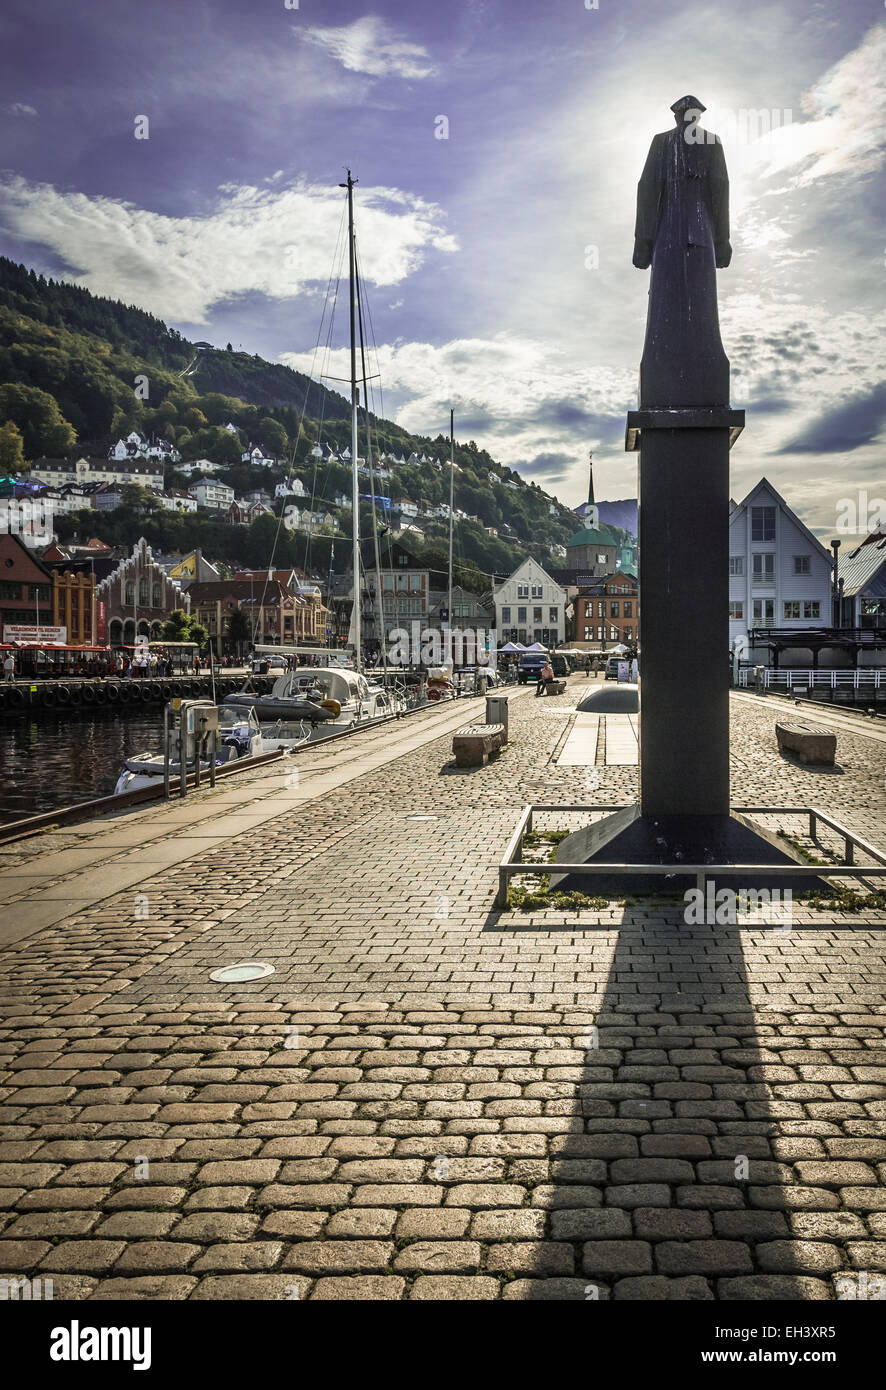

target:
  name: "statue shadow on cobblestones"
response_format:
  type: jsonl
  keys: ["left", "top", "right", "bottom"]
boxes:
{"left": 481, "top": 901, "right": 877, "bottom": 1300}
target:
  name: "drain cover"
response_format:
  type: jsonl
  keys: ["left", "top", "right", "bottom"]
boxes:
{"left": 209, "top": 961, "right": 275, "bottom": 983}
{"left": 407, "top": 814, "right": 439, "bottom": 821}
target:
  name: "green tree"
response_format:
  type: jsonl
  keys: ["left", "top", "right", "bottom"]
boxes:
{"left": 259, "top": 417, "right": 288, "bottom": 456}
{"left": 0, "top": 382, "right": 77, "bottom": 458}
{"left": 227, "top": 606, "right": 252, "bottom": 658}
{"left": 0, "top": 419, "right": 25, "bottom": 473}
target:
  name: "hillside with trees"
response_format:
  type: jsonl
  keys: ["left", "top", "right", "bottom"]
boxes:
{"left": 0, "top": 256, "right": 594, "bottom": 581}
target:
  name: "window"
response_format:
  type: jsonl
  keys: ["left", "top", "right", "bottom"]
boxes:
{"left": 517, "top": 583, "right": 529, "bottom": 598}
{"left": 752, "top": 553, "right": 775, "bottom": 581}
{"left": 549, "top": 607, "right": 557, "bottom": 622}
{"left": 783, "top": 601, "right": 801, "bottom": 620}
{"left": 531, "top": 584, "right": 542, "bottom": 598}
{"left": 517, "top": 607, "right": 526, "bottom": 623}
{"left": 729, "top": 556, "right": 744, "bottom": 576}
{"left": 501, "top": 607, "right": 511, "bottom": 623}
{"left": 583, "top": 625, "right": 593, "bottom": 641}
{"left": 611, "top": 601, "right": 619, "bottom": 617}
{"left": 533, "top": 607, "right": 542, "bottom": 621}
{"left": 624, "top": 601, "right": 633, "bottom": 617}
{"left": 803, "top": 601, "right": 820, "bottom": 619}
{"left": 729, "top": 601, "right": 743, "bottom": 620}
{"left": 139, "top": 579, "right": 149, "bottom": 605}
{"left": 753, "top": 599, "right": 774, "bottom": 623}
{"left": 0, "top": 581, "right": 21, "bottom": 599}
{"left": 533, "top": 629, "right": 542, "bottom": 641}
{"left": 751, "top": 506, "right": 776, "bottom": 542}
{"left": 793, "top": 555, "right": 811, "bottom": 575}
{"left": 124, "top": 581, "right": 134, "bottom": 606}
{"left": 152, "top": 583, "right": 162, "bottom": 608}
{"left": 597, "top": 601, "right": 605, "bottom": 618}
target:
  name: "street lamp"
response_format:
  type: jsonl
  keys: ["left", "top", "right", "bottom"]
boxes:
{"left": 830, "top": 539, "right": 841, "bottom": 629}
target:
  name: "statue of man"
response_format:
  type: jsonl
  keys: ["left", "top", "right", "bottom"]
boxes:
{"left": 633, "top": 96, "right": 733, "bottom": 407}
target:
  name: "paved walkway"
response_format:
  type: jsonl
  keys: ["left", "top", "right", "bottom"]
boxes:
{"left": 1, "top": 676, "right": 885, "bottom": 1301}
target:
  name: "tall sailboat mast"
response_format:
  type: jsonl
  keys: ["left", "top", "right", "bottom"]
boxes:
{"left": 447, "top": 408, "right": 455, "bottom": 666}
{"left": 341, "top": 168, "right": 361, "bottom": 669}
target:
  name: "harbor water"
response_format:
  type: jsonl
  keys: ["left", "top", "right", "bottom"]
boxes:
{"left": 0, "top": 708, "right": 165, "bottom": 824}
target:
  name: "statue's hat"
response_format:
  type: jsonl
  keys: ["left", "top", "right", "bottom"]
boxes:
{"left": 671, "top": 94, "right": 705, "bottom": 115}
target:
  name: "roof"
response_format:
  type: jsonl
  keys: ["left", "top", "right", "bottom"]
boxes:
{"left": 188, "top": 579, "right": 294, "bottom": 606}
{"left": 730, "top": 477, "right": 832, "bottom": 562}
{"left": 566, "top": 524, "right": 620, "bottom": 548}
{"left": 839, "top": 528, "right": 886, "bottom": 598}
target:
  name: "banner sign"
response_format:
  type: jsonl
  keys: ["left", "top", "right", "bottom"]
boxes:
{"left": 3, "top": 625, "right": 67, "bottom": 644}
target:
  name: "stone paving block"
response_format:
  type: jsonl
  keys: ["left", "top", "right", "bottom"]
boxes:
{"left": 717, "top": 1276, "right": 833, "bottom": 1300}
{"left": 112, "top": 1242, "right": 202, "bottom": 1273}
{"left": 486, "top": 1242, "right": 575, "bottom": 1276}
{"left": 282, "top": 1241, "right": 394, "bottom": 1274}
{"left": 613, "top": 1276, "right": 714, "bottom": 1300}
{"left": 325, "top": 1209, "right": 398, "bottom": 1239}
{"left": 582, "top": 1241, "right": 652, "bottom": 1277}
{"left": 189, "top": 1274, "right": 311, "bottom": 1300}
{"left": 655, "top": 1241, "right": 753, "bottom": 1276}
{"left": 309, "top": 1276, "right": 406, "bottom": 1300}
{"left": 88, "top": 1277, "right": 197, "bottom": 1300}
{"left": 409, "top": 1275, "right": 499, "bottom": 1300}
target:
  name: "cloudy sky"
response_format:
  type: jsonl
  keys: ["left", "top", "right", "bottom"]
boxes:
{"left": 0, "top": 0, "right": 883, "bottom": 536}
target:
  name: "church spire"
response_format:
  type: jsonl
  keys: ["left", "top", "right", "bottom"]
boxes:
{"left": 587, "top": 450, "right": 595, "bottom": 507}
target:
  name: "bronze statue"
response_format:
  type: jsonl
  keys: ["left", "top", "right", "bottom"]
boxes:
{"left": 633, "top": 96, "right": 733, "bottom": 406}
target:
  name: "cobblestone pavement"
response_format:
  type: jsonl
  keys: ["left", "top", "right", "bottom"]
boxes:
{"left": 1, "top": 677, "right": 885, "bottom": 1300}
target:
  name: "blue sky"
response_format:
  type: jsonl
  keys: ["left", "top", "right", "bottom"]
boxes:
{"left": 0, "top": 0, "right": 883, "bottom": 535}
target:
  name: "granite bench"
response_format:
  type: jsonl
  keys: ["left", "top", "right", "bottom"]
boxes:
{"left": 776, "top": 721, "right": 837, "bottom": 766}
{"left": 452, "top": 722, "right": 506, "bottom": 767}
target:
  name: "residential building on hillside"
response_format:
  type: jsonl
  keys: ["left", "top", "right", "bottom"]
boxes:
{"left": 158, "top": 490, "right": 198, "bottom": 513}
{"left": 188, "top": 480, "right": 235, "bottom": 510}
{"left": 109, "top": 431, "right": 180, "bottom": 463}
{"left": 494, "top": 558, "right": 566, "bottom": 648}
{"left": 27, "top": 457, "right": 164, "bottom": 490}
{"left": 729, "top": 478, "right": 833, "bottom": 660}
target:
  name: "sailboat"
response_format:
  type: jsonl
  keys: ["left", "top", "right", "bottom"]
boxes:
{"left": 223, "top": 170, "right": 406, "bottom": 735}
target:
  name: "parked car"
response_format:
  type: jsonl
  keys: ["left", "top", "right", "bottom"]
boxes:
{"left": 604, "top": 656, "right": 621, "bottom": 681}
{"left": 517, "top": 652, "right": 547, "bottom": 684}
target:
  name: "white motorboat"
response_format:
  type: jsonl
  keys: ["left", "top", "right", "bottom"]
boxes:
{"left": 258, "top": 717, "right": 312, "bottom": 753}
{"left": 227, "top": 666, "right": 405, "bottom": 733}
{"left": 114, "top": 706, "right": 264, "bottom": 794}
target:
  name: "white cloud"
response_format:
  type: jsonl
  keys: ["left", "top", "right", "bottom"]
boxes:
{"left": 0, "top": 175, "right": 457, "bottom": 323}
{"left": 298, "top": 16, "right": 435, "bottom": 80}
{"left": 3, "top": 102, "right": 37, "bottom": 117}
{"left": 281, "top": 333, "right": 635, "bottom": 498}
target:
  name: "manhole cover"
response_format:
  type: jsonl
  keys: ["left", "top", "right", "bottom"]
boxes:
{"left": 209, "top": 961, "right": 276, "bottom": 983}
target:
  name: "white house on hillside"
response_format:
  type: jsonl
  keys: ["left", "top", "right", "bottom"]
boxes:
{"left": 729, "top": 478, "right": 833, "bottom": 658}
{"left": 494, "top": 557, "right": 567, "bottom": 648}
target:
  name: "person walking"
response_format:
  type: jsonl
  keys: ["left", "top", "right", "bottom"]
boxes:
{"left": 3, "top": 652, "right": 15, "bottom": 683}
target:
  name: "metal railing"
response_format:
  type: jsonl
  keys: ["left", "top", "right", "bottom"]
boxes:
{"left": 737, "top": 668, "right": 883, "bottom": 691}
{"left": 496, "top": 803, "right": 886, "bottom": 908}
